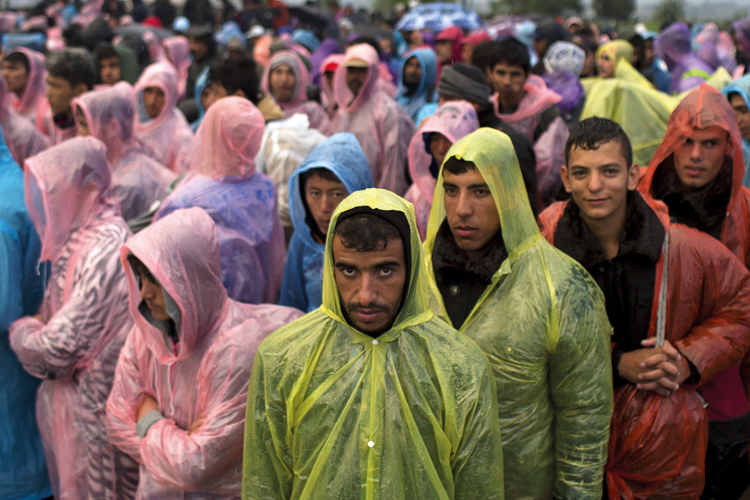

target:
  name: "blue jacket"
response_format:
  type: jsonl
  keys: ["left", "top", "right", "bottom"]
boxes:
{"left": 190, "top": 66, "right": 209, "bottom": 133}
{"left": 395, "top": 49, "right": 438, "bottom": 122}
{"left": 0, "top": 127, "right": 51, "bottom": 500}
{"left": 279, "top": 133, "right": 374, "bottom": 312}
{"left": 723, "top": 74, "right": 750, "bottom": 187}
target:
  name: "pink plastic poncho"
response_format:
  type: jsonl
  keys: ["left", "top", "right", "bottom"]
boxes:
{"left": 142, "top": 30, "right": 166, "bottom": 63}
{"left": 404, "top": 101, "right": 479, "bottom": 239}
{"left": 491, "top": 75, "right": 569, "bottom": 204}
{"left": 0, "top": 73, "right": 50, "bottom": 167}
{"left": 261, "top": 50, "right": 331, "bottom": 133}
{"left": 156, "top": 97, "right": 286, "bottom": 304}
{"left": 320, "top": 53, "right": 343, "bottom": 118}
{"left": 9, "top": 137, "right": 138, "bottom": 500}
{"left": 106, "top": 207, "right": 302, "bottom": 499}
{"left": 73, "top": 82, "right": 176, "bottom": 221}
{"left": 8, "top": 48, "right": 48, "bottom": 127}
{"left": 134, "top": 62, "right": 193, "bottom": 173}
{"left": 329, "top": 43, "right": 416, "bottom": 195}
{"left": 163, "top": 36, "right": 191, "bottom": 100}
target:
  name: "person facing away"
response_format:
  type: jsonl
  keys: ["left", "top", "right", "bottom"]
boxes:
{"left": 279, "top": 132, "right": 374, "bottom": 312}
{"left": 242, "top": 188, "right": 505, "bottom": 500}
{"left": 423, "top": 127, "right": 613, "bottom": 499}
{"left": 638, "top": 84, "right": 750, "bottom": 499}
{"left": 156, "top": 96, "right": 286, "bottom": 305}
{"left": 43, "top": 48, "right": 97, "bottom": 144}
{"left": 0, "top": 125, "right": 52, "bottom": 500}
{"left": 723, "top": 73, "right": 750, "bottom": 185}
{"left": 328, "top": 43, "right": 416, "bottom": 195}
{"left": 106, "top": 207, "right": 302, "bottom": 500}
{"left": 404, "top": 100, "right": 479, "bottom": 240}
{"left": 539, "top": 117, "right": 750, "bottom": 499}
{"left": 395, "top": 47, "right": 438, "bottom": 122}
{"left": 261, "top": 50, "right": 330, "bottom": 133}
{"left": 656, "top": 22, "right": 715, "bottom": 94}
{"left": 0, "top": 72, "right": 50, "bottom": 168}
{"left": 9, "top": 137, "right": 139, "bottom": 500}
{"left": 134, "top": 61, "right": 194, "bottom": 173}
{"left": 73, "top": 82, "right": 176, "bottom": 222}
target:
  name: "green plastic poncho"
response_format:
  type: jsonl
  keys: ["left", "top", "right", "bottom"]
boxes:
{"left": 424, "top": 128, "right": 614, "bottom": 500}
{"left": 242, "top": 188, "right": 505, "bottom": 500}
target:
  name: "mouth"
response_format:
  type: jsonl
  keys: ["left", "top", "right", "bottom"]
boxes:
{"left": 353, "top": 308, "right": 385, "bottom": 323}
{"left": 683, "top": 166, "right": 706, "bottom": 177}
{"left": 453, "top": 225, "right": 477, "bottom": 237}
{"left": 585, "top": 198, "right": 609, "bottom": 206}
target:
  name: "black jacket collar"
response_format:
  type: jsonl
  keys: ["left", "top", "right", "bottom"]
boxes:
{"left": 432, "top": 220, "right": 507, "bottom": 284}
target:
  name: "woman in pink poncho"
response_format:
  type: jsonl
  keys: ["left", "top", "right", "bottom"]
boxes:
{"left": 4, "top": 48, "right": 49, "bottom": 131}
{"left": 73, "top": 82, "right": 177, "bottom": 221}
{"left": 106, "top": 207, "right": 302, "bottom": 499}
{"left": 261, "top": 50, "right": 331, "bottom": 133}
{"left": 155, "top": 97, "right": 286, "bottom": 304}
{"left": 163, "top": 36, "right": 191, "bottom": 100}
{"left": 404, "top": 101, "right": 479, "bottom": 240}
{"left": 0, "top": 72, "right": 50, "bottom": 167}
{"left": 134, "top": 62, "right": 193, "bottom": 173}
{"left": 9, "top": 137, "right": 139, "bottom": 500}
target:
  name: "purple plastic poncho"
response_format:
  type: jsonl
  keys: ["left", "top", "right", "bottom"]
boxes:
{"left": 656, "top": 22, "right": 715, "bottom": 94}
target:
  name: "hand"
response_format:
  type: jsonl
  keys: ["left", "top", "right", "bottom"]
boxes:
{"left": 136, "top": 395, "right": 159, "bottom": 422}
{"left": 617, "top": 340, "right": 690, "bottom": 396}
{"left": 189, "top": 415, "right": 206, "bottom": 435}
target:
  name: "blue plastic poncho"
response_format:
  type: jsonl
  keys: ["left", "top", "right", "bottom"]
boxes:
{"left": 190, "top": 66, "right": 209, "bottom": 132}
{"left": 278, "top": 133, "right": 374, "bottom": 312}
{"left": 722, "top": 73, "right": 750, "bottom": 187}
{"left": 395, "top": 48, "right": 438, "bottom": 122}
{"left": 0, "top": 127, "right": 51, "bottom": 500}
{"left": 243, "top": 188, "right": 505, "bottom": 500}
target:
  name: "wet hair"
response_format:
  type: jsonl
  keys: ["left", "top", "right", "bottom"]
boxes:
{"left": 565, "top": 117, "right": 633, "bottom": 167}
{"left": 471, "top": 40, "right": 498, "bottom": 73}
{"left": 4, "top": 51, "right": 29, "bottom": 73}
{"left": 489, "top": 37, "right": 530, "bottom": 74}
{"left": 301, "top": 167, "right": 342, "bottom": 184}
{"left": 334, "top": 213, "right": 401, "bottom": 252}
{"left": 46, "top": 48, "right": 96, "bottom": 91}
{"left": 443, "top": 157, "right": 478, "bottom": 175}
{"left": 208, "top": 56, "right": 261, "bottom": 104}
{"left": 95, "top": 43, "right": 119, "bottom": 63}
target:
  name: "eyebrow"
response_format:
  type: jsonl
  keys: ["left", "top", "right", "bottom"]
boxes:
{"left": 334, "top": 260, "right": 402, "bottom": 270}
{"left": 442, "top": 182, "right": 490, "bottom": 189}
{"left": 569, "top": 163, "right": 622, "bottom": 170}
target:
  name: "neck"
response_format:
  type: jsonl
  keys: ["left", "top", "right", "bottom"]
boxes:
{"left": 579, "top": 201, "right": 627, "bottom": 260}
{"left": 497, "top": 90, "right": 525, "bottom": 112}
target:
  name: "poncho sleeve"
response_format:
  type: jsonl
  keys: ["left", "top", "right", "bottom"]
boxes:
{"left": 377, "top": 103, "right": 415, "bottom": 196}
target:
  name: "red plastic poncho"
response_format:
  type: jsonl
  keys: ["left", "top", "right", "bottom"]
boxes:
{"left": 163, "top": 36, "right": 191, "bottom": 100}
{"left": 404, "top": 100, "right": 479, "bottom": 239}
{"left": 107, "top": 207, "right": 302, "bottom": 499}
{"left": 0, "top": 72, "right": 50, "bottom": 167}
{"left": 639, "top": 84, "right": 750, "bottom": 417}
{"left": 134, "top": 62, "right": 193, "bottom": 173}
{"left": 8, "top": 48, "right": 48, "bottom": 129}
{"left": 540, "top": 199, "right": 750, "bottom": 499}
{"left": 156, "top": 97, "right": 286, "bottom": 304}
{"left": 319, "top": 53, "right": 343, "bottom": 118}
{"left": 73, "top": 82, "right": 176, "bottom": 221}
{"left": 261, "top": 50, "right": 331, "bottom": 133}
{"left": 329, "top": 43, "right": 416, "bottom": 195}
{"left": 9, "top": 137, "right": 138, "bottom": 500}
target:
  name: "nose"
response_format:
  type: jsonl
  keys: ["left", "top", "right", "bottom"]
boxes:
{"left": 357, "top": 273, "right": 377, "bottom": 306}
{"left": 588, "top": 171, "right": 604, "bottom": 192}
{"left": 321, "top": 194, "right": 334, "bottom": 213}
{"left": 455, "top": 190, "right": 473, "bottom": 217}
{"left": 140, "top": 279, "right": 157, "bottom": 300}
{"left": 689, "top": 142, "right": 703, "bottom": 161}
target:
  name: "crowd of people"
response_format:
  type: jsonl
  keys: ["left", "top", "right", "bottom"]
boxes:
{"left": 3, "top": 0, "right": 750, "bottom": 499}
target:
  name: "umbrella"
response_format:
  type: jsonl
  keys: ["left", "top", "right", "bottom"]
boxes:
{"left": 395, "top": 3, "right": 482, "bottom": 33}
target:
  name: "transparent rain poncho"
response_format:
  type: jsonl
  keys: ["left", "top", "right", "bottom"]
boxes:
{"left": 8, "top": 47, "right": 48, "bottom": 127}
{"left": 424, "top": 128, "right": 614, "bottom": 500}
{"left": 156, "top": 97, "right": 286, "bottom": 305}
{"left": 329, "top": 43, "right": 416, "bottom": 195}
{"left": 261, "top": 50, "right": 331, "bottom": 133}
{"left": 163, "top": 36, "right": 191, "bottom": 100}
{"left": 134, "top": 62, "right": 194, "bottom": 173}
{"left": 9, "top": 137, "right": 138, "bottom": 500}
{"left": 404, "top": 101, "right": 479, "bottom": 240}
{"left": 0, "top": 71, "right": 50, "bottom": 168}
{"left": 279, "top": 132, "right": 374, "bottom": 312}
{"left": 395, "top": 48, "right": 439, "bottom": 122}
{"left": 723, "top": 73, "right": 750, "bottom": 183}
{"left": 73, "top": 82, "right": 176, "bottom": 221}
{"left": 656, "top": 22, "right": 715, "bottom": 94}
{"left": 106, "top": 207, "right": 302, "bottom": 500}
{"left": 243, "top": 188, "right": 505, "bottom": 500}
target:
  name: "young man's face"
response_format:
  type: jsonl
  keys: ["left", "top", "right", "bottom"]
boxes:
{"left": 305, "top": 173, "right": 348, "bottom": 236}
{"left": 461, "top": 43, "right": 474, "bottom": 64}
{"left": 333, "top": 235, "right": 407, "bottom": 335}
{"left": 2, "top": 59, "right": 28, "bottom": 94}
{"left": 644, "top": 39, "right": 656, "bottom": 67}
{"left": 598, "top": 53, "right": 615, "bottom": 78}
{"left": 729, "top": 93, "right": 750, "bottom": 141}
{"left": 672, "top": 125, "right": 729, "bottom": 190}
{"left": 46, "top": 74, "right": 78, "bottom": 116}
{"left": 269, "top": 64, "right": 296, "bottom": 103}
{"left": 143, "top": 86, "right": 166, "bottom": 118}
{"left": 429, "top": 132, "right": 452, "bottom": 169}
{"left": 76, "top": 108, "right": 91, "bottom": 137}
{"left": 443, "top": 166, "right": 501, "bottom": 259}
{"left": 490, "top": 63, "right": 527, "bottom": 101}
{"left": 189, "top": 36, "right": 208, "bottom": 60}
{"left": 99, "top": 55, "right": 121, "bottom": 85}
{"left": 562, "top": 140, "right": 639, "bottom": 224}
{"left": 402, "top": 56, "right": 422, "bottom": 86}
{"left": 533, "top": 38, "right": 548, "bottom": 58}
{"left": 435, "top": 40, "right": 454, "bottom": 64}
{"left": 136, "top": 263, "right": 171, "bottom": 321}
{"left": 346, "top": 67, "right": 368, "bottom": 96}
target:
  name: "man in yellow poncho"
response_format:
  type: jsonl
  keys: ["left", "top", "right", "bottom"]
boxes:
{"left": 242, "top": 188, "right": 505, "bottom": 500}
{"left": 424, "top": 127, "right": 613, "bottom": 500}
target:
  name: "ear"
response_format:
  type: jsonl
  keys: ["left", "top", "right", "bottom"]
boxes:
{"left": 73, "top": 82, "right": 89, "bottom": 97}
{"left": 560, "top": 165, "right": 572, "bottom": 193}
{"left": 627, "top": 163, "right": 640, "bottom": 190}
{"left": 233, "top": 89, "right": 246, "bottom": 98}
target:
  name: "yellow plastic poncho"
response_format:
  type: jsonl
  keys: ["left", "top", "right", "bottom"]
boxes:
{"left": 242, "top": 188, "right": 505, "bottom": 500}
{"left": 424, "top": 128, "right": 614, "bottom": 500}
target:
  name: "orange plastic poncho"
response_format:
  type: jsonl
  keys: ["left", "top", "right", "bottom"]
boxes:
{"left": 540, "top": 197, "right": 750, "bottom": 499}
{"left": 639, "top": 84, "right": 750, "bottom": 414}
